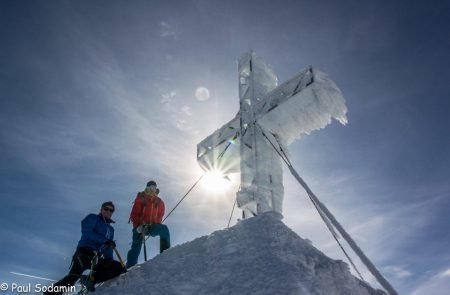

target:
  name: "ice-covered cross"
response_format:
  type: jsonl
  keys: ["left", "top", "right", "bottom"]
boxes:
{"left": 197, "top": 51, "right": 348, "bottom": 219}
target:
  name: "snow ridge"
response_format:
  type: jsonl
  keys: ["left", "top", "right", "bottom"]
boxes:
{"left": 97, "top": 212, "right": 385, "bottom": 295}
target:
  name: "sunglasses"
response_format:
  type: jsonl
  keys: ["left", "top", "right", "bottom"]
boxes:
{"left": 103, "top": 207, "right": 114, "bottom": 213}
{"left": 146, "top": 185, "right": 157, "bottom": 191}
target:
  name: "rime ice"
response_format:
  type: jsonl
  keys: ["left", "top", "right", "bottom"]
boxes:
{"left": 197, "top": 51, "right": 347, "bottom": 218}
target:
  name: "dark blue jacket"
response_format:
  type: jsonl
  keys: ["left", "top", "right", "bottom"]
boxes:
{"left": 77, "top": 213, "right": 114, "bottom": 259}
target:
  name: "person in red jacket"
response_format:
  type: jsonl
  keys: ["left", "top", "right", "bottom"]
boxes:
{"left": 126, "top": 180, "right": 171, "bottom": 268}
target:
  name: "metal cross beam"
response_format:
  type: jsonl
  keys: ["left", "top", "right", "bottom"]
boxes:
{"left": 197, "top": 51, "right": 347, "bottom": 219}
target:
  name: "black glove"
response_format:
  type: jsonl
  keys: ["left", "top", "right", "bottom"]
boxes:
{"left": 104, "top": 240, "right": 116, "bottom": 248}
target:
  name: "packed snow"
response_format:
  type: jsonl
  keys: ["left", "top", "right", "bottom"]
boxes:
{"left": 95, "top": 212, "right": 385, "bottom": 295}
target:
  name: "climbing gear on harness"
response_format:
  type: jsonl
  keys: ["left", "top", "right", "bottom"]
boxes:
{"left": 77, "top": 251, "right": 99, "bottom": 295}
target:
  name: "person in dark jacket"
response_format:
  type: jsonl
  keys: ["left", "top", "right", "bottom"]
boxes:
{"left": 44, "top": 201, "right": 125, "bottom": 295}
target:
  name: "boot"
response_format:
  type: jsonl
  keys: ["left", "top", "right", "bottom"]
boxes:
{"left": 160, "top": 238, "right": 170, "bottom": 253}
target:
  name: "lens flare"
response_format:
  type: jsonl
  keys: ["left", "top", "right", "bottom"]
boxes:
{"left": 201, "top": 170, "right": 231, "bottom": 194}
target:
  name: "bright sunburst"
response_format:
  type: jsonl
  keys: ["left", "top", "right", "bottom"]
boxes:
{"left": 201, "top": 170, "right": 232, "bottom": 194}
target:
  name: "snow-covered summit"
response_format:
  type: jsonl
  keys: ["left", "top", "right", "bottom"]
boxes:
{"left": 97, "top": 212, "right": 385, "bottom": 295}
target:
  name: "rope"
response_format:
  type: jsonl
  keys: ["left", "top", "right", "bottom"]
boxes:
{"left": 143, "top": 128, "right": 243, "bottom": 247}
{"left": 143, "top": 174, "right": 205, "bottom": 243}
{"left": 272, "top": 135, "right": 293, "bottom": 167}
{"left": 309, "top": 196, "right": 365, "bottom": 280}
{"left": 256, "top": 123, "right": 398, "bottom": 295}
{"left": 162, "top": 174, "right": 205, "bottom": 223}
{"left": 161, "top": 129, "right": 243, "bottom": 226}
{"left": 286, "top": 164, "right": 398, "bottom": 294}
{"left": 257, "top": 125, "right": 365, "bottom": 280}
{"left": 227, "top": 196, "right": 238, "bottom": 229}
{"left": 218, "top": 131, "right": 240, "bottom": 159}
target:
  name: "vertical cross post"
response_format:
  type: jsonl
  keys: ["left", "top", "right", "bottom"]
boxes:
{"left": 236, "top": 51, "right": 284, "bottom": 218}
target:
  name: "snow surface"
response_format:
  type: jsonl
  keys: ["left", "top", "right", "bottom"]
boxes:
{"left": 96, "top": 213, "right": 385, "bottom": 295}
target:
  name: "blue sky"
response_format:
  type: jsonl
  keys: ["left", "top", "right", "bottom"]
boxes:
{"left": 1, "top": 0, "right": 449, "bottom": 294}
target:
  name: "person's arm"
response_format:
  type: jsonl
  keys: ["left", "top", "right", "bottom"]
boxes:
{"left": 102, "top": 227, "right": 114, "bottom": 260}
{"left": 156, "top": 201, "right": 165, "bottom": 224}
{"left": 81, "top": 214, "right": 108, "bottom": 245}
{"left": 129, "top": 195, "right": 142, "bottom": 227}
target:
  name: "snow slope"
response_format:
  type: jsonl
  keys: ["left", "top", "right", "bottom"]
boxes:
{"left": 97, "top": 212, "right": 385, "bottom": 295}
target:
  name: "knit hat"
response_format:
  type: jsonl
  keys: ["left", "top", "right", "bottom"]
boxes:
{"left": 146, "top": 180, "right": 157, "bottom": 187}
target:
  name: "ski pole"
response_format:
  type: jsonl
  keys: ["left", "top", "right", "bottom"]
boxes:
{"left": 113, "top": 247, "right": 126, "bottom": 269}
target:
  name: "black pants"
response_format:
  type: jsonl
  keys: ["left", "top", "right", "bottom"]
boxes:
{"left": 44, "top": 247, "right": 124, "bottom": 294}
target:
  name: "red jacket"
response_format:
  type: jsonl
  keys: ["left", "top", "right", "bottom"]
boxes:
{"left": 129, "top": 192, "right": 165, "bottom": 228}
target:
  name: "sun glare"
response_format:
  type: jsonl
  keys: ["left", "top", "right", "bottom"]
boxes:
{"left": 201, "top": 170, "right": 231, "bottom": 194}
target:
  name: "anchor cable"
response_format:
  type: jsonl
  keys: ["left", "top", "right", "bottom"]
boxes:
{"left": 227, "top": 197, "right": 238, "bottom": 229}
{"left": 257, "top": 125, "right": 364, "bottom": 280}
{"left": 161, "top": 130, "right": 243, "bottom": 225}
{"left": 257, "top": 123, "right": 398, "bottom": 295}
{"left": 162, "top": 173, "right": 205, "bottom": 223}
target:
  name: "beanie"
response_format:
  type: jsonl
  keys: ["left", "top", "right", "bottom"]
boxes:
{"left": 146, "top": 180, "right": 157, "bottom": 187}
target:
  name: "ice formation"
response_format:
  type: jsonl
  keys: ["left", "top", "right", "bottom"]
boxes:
{"left": 197, "top": 51, "right": 347, "bottom": 218}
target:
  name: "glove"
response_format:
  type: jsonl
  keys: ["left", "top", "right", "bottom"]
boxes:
{"left": 136, "top": 225, "right": 143, "bottom": 234}
{"left": 104, "top": 239, "right": 116, "bottom": 248}
{"left": 136, "top": 224, "right": 152, "bottom": 234}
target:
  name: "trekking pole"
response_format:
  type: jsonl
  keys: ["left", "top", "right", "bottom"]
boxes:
{"left": 113, "top": 247, "right": 126, "bottom": 269}
{"left": 142, "top": 225, "right": 148, "bottom": 261}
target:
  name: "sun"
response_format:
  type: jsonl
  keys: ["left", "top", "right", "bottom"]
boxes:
{"left": 201, "top": 170, "right": 232, "bottom": 194}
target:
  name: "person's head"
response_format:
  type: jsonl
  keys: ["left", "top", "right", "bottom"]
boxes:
{"left": 101, "top": 201, "right": 115, "bottom": 219}
{"left": 145, "top": 180, "right": 158, "bottom": 194}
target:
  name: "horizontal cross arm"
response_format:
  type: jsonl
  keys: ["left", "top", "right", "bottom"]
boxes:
{"left": 255, "top": 67, "right": 348, "bottom": 145}
{"left": 197, "top": 115, "right": 241, "bottom": 174}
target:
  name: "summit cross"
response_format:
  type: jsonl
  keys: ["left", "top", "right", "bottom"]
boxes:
{"left": 196, "top": 52, "right": 400, "bottom": 295}
{"left": 197, "top": 51, "right": 347, "bottom": 219}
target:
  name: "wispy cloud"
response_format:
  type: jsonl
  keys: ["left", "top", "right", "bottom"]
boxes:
{"left": 161, "top": 90, "right": 177, "bottom": 104}
{"left": 383, "top": 265, "right": 413, "bottom": 279}
{"left": 438, "top": 269, "right": 450, "bottom": 278}
{"left": 160, "top": 21, "right": 177, "bottom": 38}
{"left": 160, "top": 90, "right": 197, "bottom": 134}
{"left": 411, "top": 268, "right": 450, "bottom": 295}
